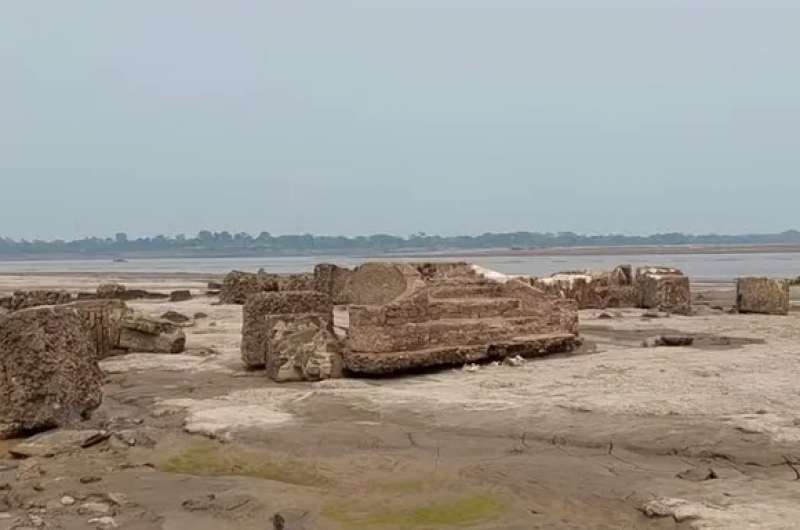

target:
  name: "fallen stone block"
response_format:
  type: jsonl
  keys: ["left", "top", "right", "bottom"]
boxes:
{"left": 161, "top": 310, "right": 194, "bottom": 327}
{"left": 169, "top": 290, "right": 192, "bottom": 302}
{"left": 636, "top": 267, "right": 691, "bottom": 315}
{"left": 117, "top": 313, "right": 186, "bottom": 354}
{"left": 241, "top": 291, "right": 333, "bottom": 371}
{"left": 0, "top": 305, "right": 104, "bottom": 438}
{"left": 736, "top": 277, "right": 790, "bottom": 315}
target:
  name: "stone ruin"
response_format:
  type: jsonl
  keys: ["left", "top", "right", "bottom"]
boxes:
{"left": 0, "top": 290, "right": 74, "bottom": 312}
{"left": 0, "top": 303, "right": 105, "bottom": 438}
{"left": 0, "top": 295, "right": 187, "bottom": 438}
{"left": 241, "top": 262, "right": 580, "bottom": 381}
{"left": 530, "top": 265, "right": 692, "bottom": 315}
{"left": 0, "top": 293, "right": 186, "bottom": 358}
{"left": 736, "top": 277, "right": 790, "bottom": 315}
{"left": 220, "top": 270, "right": 315, "bottom": 304}
{"left": 636, "top": 266, "right": 691, "bottom": 315}
{"left": 529, "top": 265, "right": 638, "bottom": 309}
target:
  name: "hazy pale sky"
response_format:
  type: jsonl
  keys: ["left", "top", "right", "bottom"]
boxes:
{"left": 2, "top": 1, "right": 799, "bottom": 240}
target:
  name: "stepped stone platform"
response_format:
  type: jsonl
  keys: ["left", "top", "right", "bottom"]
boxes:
{"left": 241, "top": 262, "right": 580, "bottom": 380}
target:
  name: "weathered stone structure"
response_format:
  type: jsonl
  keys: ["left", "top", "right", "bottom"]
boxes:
{"left": 117, "top": 313, "right": 186, "bottom": 354}
{"left": 530, "top": 265, "right": 639, "bottom": 309}
{"left": 242, "top": 291, "right": 340, "bottom": 381}
{"left": 0, "top": 290, "right": 74, "bottom": 312}
{"left": 736, "top": 277, "right": 790, "bottom": 315}
{"left": 241, "top": 262, "right": 580, "bottom": 380}
{"left": 96, "top": 283, "right": 169, "bottom": 301}
{"left": 0, "top": 304, "right": 104, "bottom": 438}
{"left": 636, "top": 266, "right": 691, "bottom": 315}
{"left": 219, "top": 270, "right": 315, "bottom": 304}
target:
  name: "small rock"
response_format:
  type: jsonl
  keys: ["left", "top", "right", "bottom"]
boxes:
{"left": 88, "top": 516, "right": 118, "bottom": 528}
{"left": 193, "top": 312, "right": 208, "bottom": 319}
{"left": 80, "top": 476, "right": 102, "bottom": 485}
{"left": 28, "top": 514, "right": 45, "bottom": 527}
{"left": 502, "top": 355, "right": 525, "bottom": 367}
{"left": 642, "top": 335, "right": 694, "bottom": 348}
{"left": 597, "top": 312, "right": 614, "bottom": 319}
{"left": 169, "top": 290, "right": 192, "bottom": 302}
{"left": 60, "top": 496, "right": 76, "bottom": 506}
{"left": 160, "top": 311, "right": 194, "bottom": 326}
{"left": 641, "top": 497, "right": 688, "bottom": 518}
{"left": 78, "top": 502, "right": 111, "bottom": 516}
{"left": 106, "top": 493, "right": 128, "bottom": 507}
{"left": 32, "top": 483, "right": 44, "bottom": 492}
{"left": 676, "top": 467, "right": 718, "bottom": 482}
{"left": 462, "top": 363, "right": 480, "bottom": 373}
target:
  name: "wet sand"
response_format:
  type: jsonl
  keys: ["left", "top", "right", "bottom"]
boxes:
{"left": 2, "top": 274, "right": 800, "bottom": 529}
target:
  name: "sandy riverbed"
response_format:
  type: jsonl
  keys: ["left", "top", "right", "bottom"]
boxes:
{"left": 1, "top": 274, "right": 800, "bottom": 529}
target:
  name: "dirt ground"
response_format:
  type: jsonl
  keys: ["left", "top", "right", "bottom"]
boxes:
{"left": 1, "top": 273, "right": 800, "bottom": 529}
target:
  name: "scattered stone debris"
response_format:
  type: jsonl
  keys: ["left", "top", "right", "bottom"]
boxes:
{"left": 169, "top": 290, "right": 192, "bottom": 302}
{"left": 0, "top": 305, "right": 104, "bottom": 438}
{"left": 1, "top": 290, "right": 73, "bottom": 312}
{"left": 736, "top": 277, "right": 790, "bottom": 315}
{"left": 96, "top": 283, "right": 168, "bottom": 301}
{"left": 642, "top": 335, "right": 694, "bottom": 348}
{"left": 529, "top": 265, "right": 638, "bottom": 309}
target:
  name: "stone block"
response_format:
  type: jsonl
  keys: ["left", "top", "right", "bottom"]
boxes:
{"left": 736, "top": 277, "right": 790, "bottom": 315}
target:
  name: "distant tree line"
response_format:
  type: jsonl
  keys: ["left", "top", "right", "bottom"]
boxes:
{"left": 1, "top": 230, "right": 800, "bottom": 258}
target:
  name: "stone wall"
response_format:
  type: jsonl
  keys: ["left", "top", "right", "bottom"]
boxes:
{"left": 219, "top": 270, "right": 315, "bottom": 304}
{"left": 736, "top": 277, "right": 790, "bottom": 315}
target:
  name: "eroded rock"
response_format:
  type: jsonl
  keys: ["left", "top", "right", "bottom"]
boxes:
{"left": 0, "top": 305, "right": 104, "bottom": 438}
{"left": 736, "top": 277, "right": 790, "bottom": 315}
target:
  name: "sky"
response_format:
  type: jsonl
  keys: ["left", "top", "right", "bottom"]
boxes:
{"left": 2, "top": 1, "right": 799, "bottom": 240}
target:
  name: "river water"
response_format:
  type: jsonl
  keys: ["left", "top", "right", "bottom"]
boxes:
{"left": 1, "top": 252, "right": 799, "bottom": 282}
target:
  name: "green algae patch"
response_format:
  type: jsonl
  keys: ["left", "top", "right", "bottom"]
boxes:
{"left": 157, "top": 442, "right": 331, "bottom": 487}
{"left": 323, "top": 495, "right": 505, "bottom": 529}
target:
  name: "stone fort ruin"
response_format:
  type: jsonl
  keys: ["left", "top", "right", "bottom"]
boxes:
{"left": 237, "top": 262, "right": 581, "bottom": 382}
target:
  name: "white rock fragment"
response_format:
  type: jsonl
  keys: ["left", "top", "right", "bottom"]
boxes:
{"left": 60, "top": 495, "right": 76, "bottom": 506}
